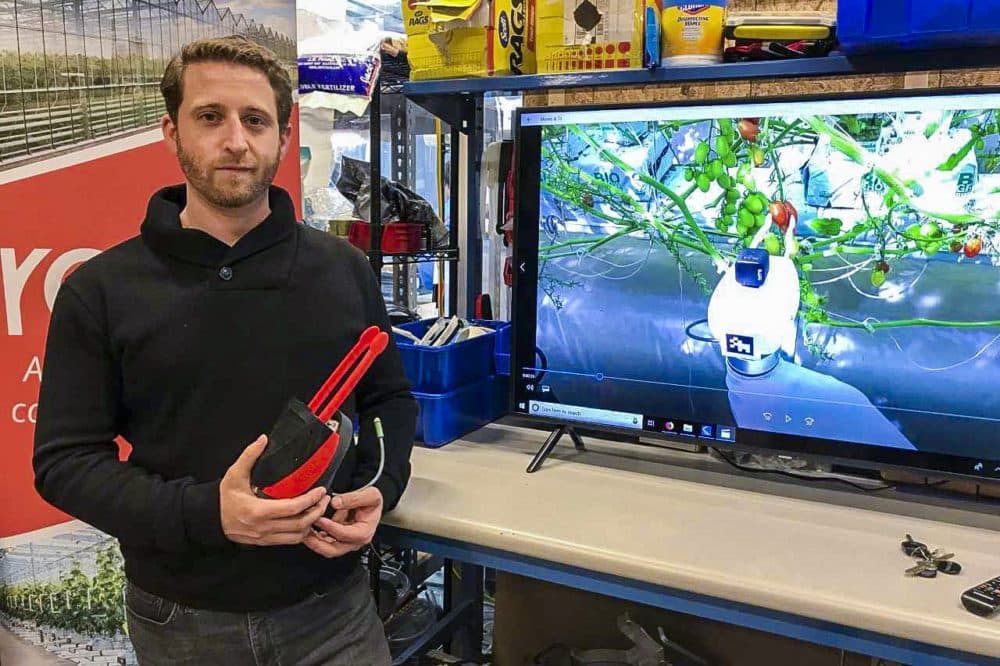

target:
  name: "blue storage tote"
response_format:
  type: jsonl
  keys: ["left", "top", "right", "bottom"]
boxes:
{"left": 838, "top": 0, "right": 1000, "bottom": 53}
{"left": 394, "top": 318, "right": 510, "bottom": 393}
{"left": 415, "top": 374, "right": 510, "bottom": 447}
{"left": 494, "top": 322, "right": 511, "bottom": 376}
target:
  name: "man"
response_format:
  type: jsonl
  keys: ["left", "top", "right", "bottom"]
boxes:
{"left": 33, "top": 36, "right": 416, "bottom": 665}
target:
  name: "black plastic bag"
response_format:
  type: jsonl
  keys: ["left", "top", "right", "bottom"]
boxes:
{"left": 336, "top": 156, "right": 449, "bottom": 248}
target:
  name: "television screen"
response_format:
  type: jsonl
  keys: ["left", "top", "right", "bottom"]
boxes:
{"left": 512, "top": 90, "right": 1000, "bottom": 480}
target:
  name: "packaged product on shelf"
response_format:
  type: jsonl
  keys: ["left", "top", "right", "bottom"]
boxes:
{"left": 298, "top": 53, "right": 381, "bottom": 98}
{"left": 403, "top": 0, "right": 537, "bottom": 79}
{"left": 535, "top": 0, "right": 644, "bottom": 73}
{"left": 643, "top": 0, "right": 661, "bottom": 68}
{"left": 660, "top": 0, "right": 728, "bottom": 66}
{"left": 296, "top": 7, "right": 387, "bottom": 229}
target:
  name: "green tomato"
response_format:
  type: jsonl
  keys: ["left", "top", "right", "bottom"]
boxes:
{"left": 870, "top": 269, "right": 886, "bottom": 288}
{"left": 715, "top": 217, "right": 731, "bottom": 232}
{"left": 715, "top": 136, "right": 731, "bottom": 157}
{"left": 744, "top": 195, "right": 765, "bottom": 215}
{"left": 920, "top": 222, "right": 943, "bottom": 239}
{"left": 738, "top": 208, "right": 754, "bottom": 229}
{"left": 709, "top": 159, "right": 725, "bottom": 179}
{"left": 696, "top": 173, "right": 712, "bottom": 193}
{"left": 695, "top": 142, "right": 710, "bottom": 164}
{"left": 755, "top": 212, "right": 767, "bottom": 227}
{"left": 724, "top": 203, "right": 737, "bottom": 215}
{"left": 717, "top": 174, "right": 732, "bottom": 189}
{"left": 764, "top": 233, "right": 781, "bottom": 256}
{"left": 684, "top": 168, "right": 695, "bottom": 182}
{"left": 924, "top": 241, "right": 942, "bottom": 256}
{"left": 722, "top": 151, "right": 738, "bottom": 168}
{"left": 741, "top": 175, "right": 756, "bottom": 190}
{"left": 726, "top": 188, "right": 741, "bottom": 203}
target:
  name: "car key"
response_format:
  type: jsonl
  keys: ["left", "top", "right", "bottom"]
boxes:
{"left": 905, "top": 562, "right": 937, "bottom": 578}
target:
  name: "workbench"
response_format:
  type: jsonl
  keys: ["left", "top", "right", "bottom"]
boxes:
{"left": 380, "top": 423, "right": 1000, "bottom": 665}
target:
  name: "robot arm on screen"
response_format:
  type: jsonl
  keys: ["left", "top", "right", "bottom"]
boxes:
{"left": 704, "top": 217, "right": 915, "bottom": 449}
{"left": 707, "top": 220, "right": 800, "bottom": 377}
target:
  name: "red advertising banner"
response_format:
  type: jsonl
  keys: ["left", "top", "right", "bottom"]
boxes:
{"left": 0, "top": 118, "right": 301, "bottom": 538}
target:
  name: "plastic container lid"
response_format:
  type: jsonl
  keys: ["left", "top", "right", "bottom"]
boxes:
{"left": 725, "top": 13, "right": 835, "bottom": 41}
{"left": 726, "top": 12, "right": 836, "bottom": 27}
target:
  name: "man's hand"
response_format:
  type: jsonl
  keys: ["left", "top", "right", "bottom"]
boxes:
{"left": 220, "top": 435, "right": 331, "bottom": 546}
{"left": 304, "top": 486, "right": 383, "bottom": 558}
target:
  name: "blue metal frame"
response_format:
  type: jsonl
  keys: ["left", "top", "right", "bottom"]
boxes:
{"left": 379, "top": 525, "right": 997, "bottom": 666}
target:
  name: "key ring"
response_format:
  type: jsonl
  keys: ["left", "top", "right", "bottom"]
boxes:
{"left": 901, "top": 534, "right": 963, "bottom": 578}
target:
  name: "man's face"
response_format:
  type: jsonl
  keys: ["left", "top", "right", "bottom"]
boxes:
{"left": 162, "top": 61, "right": 291, "bottom": 209}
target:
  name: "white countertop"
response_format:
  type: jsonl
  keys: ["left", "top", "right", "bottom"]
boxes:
{"left": 384, "top": 424, "right": 1000, "bottom": 658}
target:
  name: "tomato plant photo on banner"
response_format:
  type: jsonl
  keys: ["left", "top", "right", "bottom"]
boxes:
{"left": 0, "top": 1, "right": 299, "bottom": 663}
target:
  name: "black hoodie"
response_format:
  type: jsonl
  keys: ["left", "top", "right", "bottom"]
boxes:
{"left": 33, "top": 185, "right": 417, "bottom": 612}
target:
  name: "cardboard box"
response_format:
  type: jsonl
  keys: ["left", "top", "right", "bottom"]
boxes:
{"left": 494, "top": 572, "right": 875, "bottom": 666}
{"left": 535, "top": 0, "right": 645, "bottom": 73}
{"left": 404, "top": 0, "right": 537, "bottom": 79}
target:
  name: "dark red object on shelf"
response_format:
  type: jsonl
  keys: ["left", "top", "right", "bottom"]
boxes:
{"left": 724, "top": 40, "right": 835, "bottom": 62}
{"left": 348, "top": 221, "right": 424, "bottom": 254}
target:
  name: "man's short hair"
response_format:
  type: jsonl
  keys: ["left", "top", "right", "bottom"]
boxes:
{"left": 160, "top": 35, "right": 292, "bottom": 130}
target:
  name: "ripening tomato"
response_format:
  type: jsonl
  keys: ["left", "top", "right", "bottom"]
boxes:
{"left": 783, "top": 201, "right": 798, "bottom": 227}
{"left": 964, "top": 237, "right": 983, "bottom": 258}
{"left": 769, "top": 201, "right": 789, "bottom": 229}
{"left": 768, "top": 200, "right": 798, "bottom": 232}
{"left": 738, "top": 119, "right": 760, "bottom": 142}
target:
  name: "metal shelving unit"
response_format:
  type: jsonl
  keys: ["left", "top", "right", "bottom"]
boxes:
{"left": 367, "top": 77, "right": 461, "bottom": 312}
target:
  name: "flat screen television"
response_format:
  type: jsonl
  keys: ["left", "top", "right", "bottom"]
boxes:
{"left": 512, "top": 89, "right": 1000, "bottom": 482}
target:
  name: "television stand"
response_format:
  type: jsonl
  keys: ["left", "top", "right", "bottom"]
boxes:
{"left": 527, "top": 425, "right": 586, "bottom": 473}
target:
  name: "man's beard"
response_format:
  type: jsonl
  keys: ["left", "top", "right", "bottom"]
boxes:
{"left": 176, "top": 137, "right": 280, "bottom": 209}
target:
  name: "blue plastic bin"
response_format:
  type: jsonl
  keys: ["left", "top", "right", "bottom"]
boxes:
{"left": 394, "top": 319, "right": 510, "bottom": 393}
{"left": 838, "top": 0, "right": 1000, "bottom": 53}
{"left": 494, "top": 322, "right": 512, "bottom": 376}
{"left": 414, "top": 374, "right": 510, "bottom": 447}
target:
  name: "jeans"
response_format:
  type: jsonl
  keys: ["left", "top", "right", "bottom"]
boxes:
{"left": 125, "top": 565, "right": 392, "bottom": 666}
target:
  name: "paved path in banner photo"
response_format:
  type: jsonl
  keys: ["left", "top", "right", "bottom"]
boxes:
{"left": 0, "top": 624, "right": 73, "bottom": 665}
